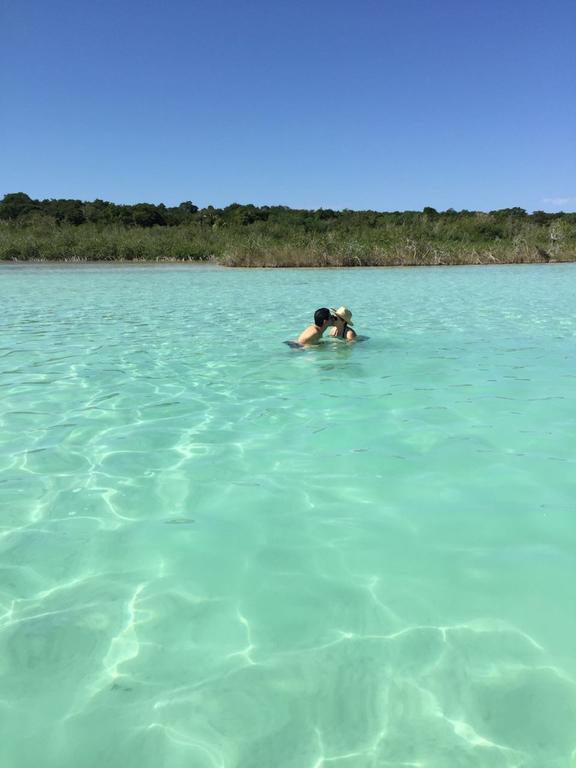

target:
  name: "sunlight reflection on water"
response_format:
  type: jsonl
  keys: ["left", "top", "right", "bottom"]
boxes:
{"left": 1, "top": 264, "right": 575, "bottom": 768}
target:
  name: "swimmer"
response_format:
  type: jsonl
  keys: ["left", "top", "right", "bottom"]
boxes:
{"left": 328, "top": 306, "right": 357, "bottom": 340}
{"left": 297, "top": 308, "right": 335, "bottom": 345}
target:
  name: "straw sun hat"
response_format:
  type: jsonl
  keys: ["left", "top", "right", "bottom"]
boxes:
{"left": 330, "top": 306, "right": 354, "bottom": 326}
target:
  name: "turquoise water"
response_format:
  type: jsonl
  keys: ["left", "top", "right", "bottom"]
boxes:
{"left": 1, "top": 263, "right": 575, "bottom": 768}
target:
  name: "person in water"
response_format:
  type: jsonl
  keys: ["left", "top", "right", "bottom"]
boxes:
{"left": 297, "top": 307, "right": 334, "bottom": 345}
{"left": 329, "top": 306, "right": 357, "bottom": 340}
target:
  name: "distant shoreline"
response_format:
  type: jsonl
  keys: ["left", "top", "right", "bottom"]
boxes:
{"left": 1, "top": 257, "right": 573, "bottom": 269}
{"left": 2, "top": 194, "right": 574, "bottom": 267}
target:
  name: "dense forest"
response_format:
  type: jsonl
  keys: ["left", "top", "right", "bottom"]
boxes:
{"left": 1, "top": 192, "right": 575, "bottom": 267}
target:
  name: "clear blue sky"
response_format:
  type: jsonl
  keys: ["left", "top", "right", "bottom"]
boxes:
{"left": 2, "top": 0, "right": 575, "bottom": 211}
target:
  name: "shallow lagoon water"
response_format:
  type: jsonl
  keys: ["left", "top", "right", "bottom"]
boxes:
{"left": 0, "top": 263, "right": 575, "bottom": 768}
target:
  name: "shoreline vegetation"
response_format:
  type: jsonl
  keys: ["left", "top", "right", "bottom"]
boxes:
{"left": 1, "top": 193, "right": 575, "bottom": 268}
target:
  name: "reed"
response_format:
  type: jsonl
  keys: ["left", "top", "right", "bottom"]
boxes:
{"left": 1, "top": 205, "right": 574, "bottom": 266}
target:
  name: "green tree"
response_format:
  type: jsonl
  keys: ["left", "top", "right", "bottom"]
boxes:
{"left": 178, "top": 201, "right": 198, "bottom": 215}
{"left": 43, "top": 198, "right": 85, "bottom": 225}
{"left": 131, "top": 204, "right": 166, "bottom": 227}
{"left": 0, "top": 192, "right": 37, "bottom": 220}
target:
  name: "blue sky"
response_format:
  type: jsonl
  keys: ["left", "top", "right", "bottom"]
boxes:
{"left": 1, "top": 0, "right": 575, "bottom": 211}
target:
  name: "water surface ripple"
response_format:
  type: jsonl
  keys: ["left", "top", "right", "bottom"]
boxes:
{"left": 1, "top": 264, "right": 575, "bottom": 768}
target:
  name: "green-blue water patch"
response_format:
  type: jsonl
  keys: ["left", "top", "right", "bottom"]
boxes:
{"left": 0, "top": 263, "right": 575, "bottom": 768}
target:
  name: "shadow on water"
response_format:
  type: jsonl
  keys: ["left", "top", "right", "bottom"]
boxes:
{"left": 283, "top": 337, "right": 370, "bottom": 380}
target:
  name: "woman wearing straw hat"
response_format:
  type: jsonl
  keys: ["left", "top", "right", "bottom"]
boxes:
{"left": 329, "top": 306, "right": 357, "bottom": 341}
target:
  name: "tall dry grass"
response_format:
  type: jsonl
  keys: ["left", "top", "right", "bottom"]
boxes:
{"left": 1, "top": 215, "right": 574, "bottom": 266}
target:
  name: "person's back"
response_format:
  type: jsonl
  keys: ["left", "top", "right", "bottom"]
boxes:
{"left": 297, "top": 307, "right": 333, "bottom": 345}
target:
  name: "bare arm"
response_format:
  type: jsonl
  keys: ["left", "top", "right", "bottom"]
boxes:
{"left": 297, "top": 325, "right": 321, "bottom": 345}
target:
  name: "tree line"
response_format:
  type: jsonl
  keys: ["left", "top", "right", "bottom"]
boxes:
{"left": 1, "top": 192, "right": 574, "bottom": 266}
{"left": 1, "top": 192, "right": 573, "bottom": 229}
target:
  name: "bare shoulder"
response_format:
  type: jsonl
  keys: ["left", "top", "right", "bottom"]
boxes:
{"left": 297, "top": 325, "right": 318, "bottom": 345}
{"left": 346, "top": 328, "right": 357, "bottom": 340}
